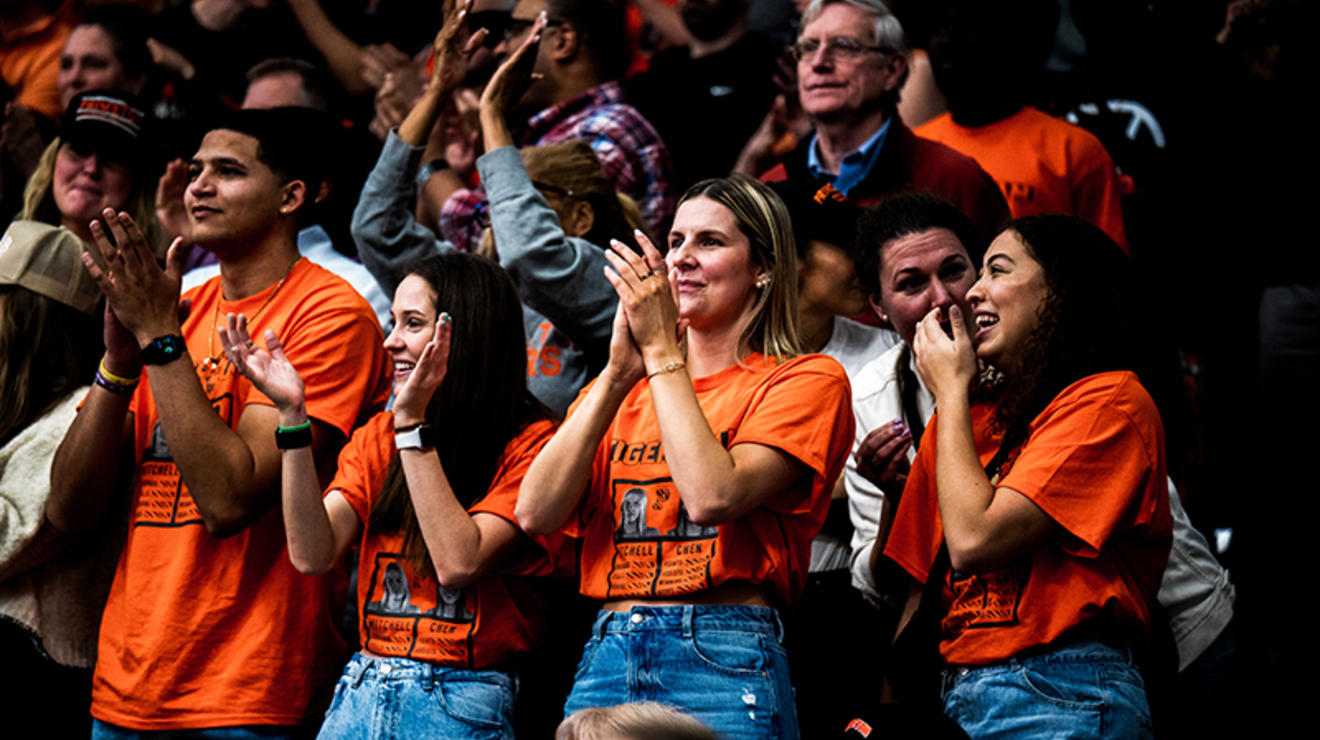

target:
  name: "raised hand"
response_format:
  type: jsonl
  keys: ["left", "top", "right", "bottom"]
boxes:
{"left": 478, "top": 10, "right": 545, "bottom": 124}
{"left": 81, "top": 208, "right": 186, "bottom": 347}
{"left": 154, "top": 158, "right": 192, "bottom": 242}
{"left": 218, "top": 313, "right": 307, "bottom": 415}
{"left": 431, "top": 0, "right": 488, "bottom": 97}
{"left": 602, "top": 230, "right": 681, "bottom": 370}
{"left": 603, "top": 299, "right": 645, "bottom": 389}
{"left": 912, "top": 305, "right": 977, "bottom": 403}
{"left": 392, "top": 313, "right": 453, "bottom": 427}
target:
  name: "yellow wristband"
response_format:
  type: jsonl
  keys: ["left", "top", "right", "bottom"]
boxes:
{"left": 99, "top": 359, "right": 141, "bottom": 386}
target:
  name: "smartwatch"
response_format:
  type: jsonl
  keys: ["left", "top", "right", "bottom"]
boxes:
{"left": 140, "top": 334, "right": 187, "bottom": 365}
{"left": 395, "top": 423, "right": 438, "bottom": 450}
{"left": 416, "top": 158, "right": 450, "bottom": 188}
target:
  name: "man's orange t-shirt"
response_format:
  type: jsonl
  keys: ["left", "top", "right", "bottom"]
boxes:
{"left": 92, "top": 259, "right": 391, "bottom": 730}
{"left": 330, "top": 413, "right": 570, "bottom": 669}
{"left": 569, "top": 353, "right": 854, "bottom": 605}
{"left": 916, "top": 107, "right": 1128, "bottom": 250}
{"left": 884, "top": 371, "right": 1171, "bottom": 665}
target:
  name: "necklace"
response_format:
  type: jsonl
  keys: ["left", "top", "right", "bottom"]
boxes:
{"left": 199, "top": 257, "right": 303, "bottom": 373}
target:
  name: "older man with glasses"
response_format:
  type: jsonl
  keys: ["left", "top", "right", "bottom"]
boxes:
{"left": 758, "top": 0, "right": 1008, "bottom": 246}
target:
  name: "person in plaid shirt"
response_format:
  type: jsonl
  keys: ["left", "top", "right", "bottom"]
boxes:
{"left": 439, "top": 0, "right": 674, "bottom": 251}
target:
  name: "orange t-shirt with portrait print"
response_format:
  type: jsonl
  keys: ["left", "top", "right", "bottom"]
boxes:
{"left": 569, "top": 353, "right": 854, "bottom": 606}
{"left": 883, "top": 371, "right": 1171, "bottom": 666}
{"left": 91, "top": 259, "right": 391, "bottom": 731}
{"left": 330, "top": 413, "right": 570, "bottom": 669}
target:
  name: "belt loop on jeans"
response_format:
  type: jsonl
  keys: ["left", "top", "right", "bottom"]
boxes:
{"left": 682, "top": 605, "right": 695, "bottom": 638}
{"left": 348, "top": 656, "right": 371, "bottom": 688}
{"left": 423, "top": 665, "right": 436, "bottom": 693}
{"left": 595, "top": 610, "right": 610, "bottom": 639}
{"left": 771, "top": 607, "right": 785, "bottom": 642}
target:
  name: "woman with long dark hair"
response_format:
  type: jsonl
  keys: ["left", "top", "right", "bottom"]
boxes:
{"left": 517, "top": 175, "right": 854, "bottom": 740}
{"left": 885, "top": 214, "right": 1173, "bottom": 738}
{"left": 220, "top": 252, "right": 564, "bottom": 739}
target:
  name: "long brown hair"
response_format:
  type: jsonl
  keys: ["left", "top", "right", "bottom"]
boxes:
{"left": 0, "top": 288, "right": 102, "bottom": 446}
{"left": 368, "top": 253, "right": 549, "bottom": 577}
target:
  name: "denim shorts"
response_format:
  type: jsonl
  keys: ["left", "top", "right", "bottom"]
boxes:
{"left": 940, "top": 639, "right": 1153, "bottom": 740}
{"left": 564, "top": 605, "right": 799, "bottom": 740}
{"left": 316, "top": 652, "right": 515, "bottom": 740}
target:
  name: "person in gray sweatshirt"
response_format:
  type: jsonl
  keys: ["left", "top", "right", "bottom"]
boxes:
{"left": 352, "top": 7, "right": 639, "bottom": 414}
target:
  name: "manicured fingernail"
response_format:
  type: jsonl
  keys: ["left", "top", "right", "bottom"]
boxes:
{"left": 891, "top": 418, "right": 904, "bottom": 429}
{"left": 440, "top": 312, "right": 451, "bottom": 326}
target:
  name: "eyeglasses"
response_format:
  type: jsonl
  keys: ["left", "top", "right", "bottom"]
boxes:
{"left": 503, "top": 16, "right": 563, "bottom": 44}
{"left": 791, "top": 36, "right": 888, "bottom": 62}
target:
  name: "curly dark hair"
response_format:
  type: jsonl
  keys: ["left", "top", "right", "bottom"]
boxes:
{"left": 991, "top": 215, "right": 1175, "bottom": 457}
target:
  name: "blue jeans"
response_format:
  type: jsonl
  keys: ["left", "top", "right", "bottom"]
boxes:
{"left": 941, "top": 640, "right": 1153, "bottom": 740}
{"left": 91, "top": 720, "right": 307, "bottom": 739}
{"left": 564, "top": 605, "right": 799, "bottom": 740}
{"left": 316, "top": 653, "right": 515, "bottom": 740}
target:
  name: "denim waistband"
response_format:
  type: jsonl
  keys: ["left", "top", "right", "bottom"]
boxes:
{"left": 341, "top": 652, "right": 516, "bottom": 691}
{"left": 591, "top": 605, "right": 784, "bottom": 640}
{"left": 941, "top": 638, "right": 1136, "bottom": 691}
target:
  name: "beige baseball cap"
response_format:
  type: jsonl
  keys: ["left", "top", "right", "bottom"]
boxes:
{"left": 0, "top": 221, "right": 102, "bottom": 316}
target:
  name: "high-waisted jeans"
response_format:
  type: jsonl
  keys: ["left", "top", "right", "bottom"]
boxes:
{"left": 316, "top": 652, "right": 515, "bottom": 740}
{"left": 564, "top": 605, "right": 799, "bottom": 740}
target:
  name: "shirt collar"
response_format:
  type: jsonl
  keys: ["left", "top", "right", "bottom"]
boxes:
{"left": 806, "top": 117, "right": 892, "bottom": 197}
{"left": 524, "top": 81, "right": 625, "bottom": 142}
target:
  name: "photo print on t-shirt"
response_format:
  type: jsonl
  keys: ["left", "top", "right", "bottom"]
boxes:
{"left": 133, "top": 391, "right": 235, "bottom": 529}
{"left": 361, "top": 551, "right": 479, "bottom": 663}
{"left": 606, "top": 477, "right": 719, "bottom": 598}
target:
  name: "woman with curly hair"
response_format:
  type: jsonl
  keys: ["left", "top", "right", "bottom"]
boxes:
{"left": 885, "top": 214, "right": 1173, "bottom": 739}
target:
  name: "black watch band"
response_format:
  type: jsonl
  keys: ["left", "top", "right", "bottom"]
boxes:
{"left": 275, "top": 421, "right": 314, "bottom": 450}
{"left": 140, "top": 334, "right": 187, "bottom": 365}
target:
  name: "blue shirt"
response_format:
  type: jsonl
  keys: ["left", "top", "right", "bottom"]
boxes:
{"left": 806, "top": 118, "right": 892, "bottom": 197}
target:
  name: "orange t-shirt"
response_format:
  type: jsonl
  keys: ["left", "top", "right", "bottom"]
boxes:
{"left": 884, "top": 371, "right": 1171, "bottom": 665}
{"left": 569, "top": 353, "right": 854, "bottom": 605}
{"left": 916, "top": 107, "right": 1128, "bottom": 250}
{"left": 92, "top": 259, "right": 391, "bottom": 730}
{"left": 330, "top": 413, "right": 570, "bottom": 669}
{"left": 0, "top": 10, "right": 70, "bottom": 119}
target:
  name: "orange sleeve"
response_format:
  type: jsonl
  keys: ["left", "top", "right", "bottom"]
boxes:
{"left": 470, "top": 419, "right": 572, "bottom": 577}
{"left": 998, "top": 375, "right": 1162, "bottom": 556}
{"left": 327, "top": 412, "right": 394, "bottom": 524}
{"left": 730, "top": 358, "right": 854, "bottom": 515}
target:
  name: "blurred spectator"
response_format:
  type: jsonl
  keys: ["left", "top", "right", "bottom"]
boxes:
{"left": 558, "top": 702, "right": 719, "bottom": 740}
{"left": 626, "top": 0, "right": 779, "bottom": 187}
{"left": 916, "top": 0, "right": 1128, "bottom": 248}
{"left": 752, "top": 0, "right": 1008, "bottom": 244}
{"left": 439, "top": 0, "right": 674, "bottom": 251}
{"left": 58, "top": 5, "right": 151, "bottom": 109}
{"left": 0, "top": 220, "right": 107, "bottom": 740}
{"left": 20, "top": 91, "right": 162, "bottom": 251}
{"left": 0, "top": 0, "right": 70, "bottom": 121}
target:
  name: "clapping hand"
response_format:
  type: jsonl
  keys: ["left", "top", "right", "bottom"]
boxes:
{"left": 218, "top": 313, "right": 307, "bottom": 416}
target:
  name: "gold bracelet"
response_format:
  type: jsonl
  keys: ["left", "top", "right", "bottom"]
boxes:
{"left": 647, "top": 360, "right": 686, "bottom": 379}
{"left": 99, "top": 359, "right": 141, "bottom": 386}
